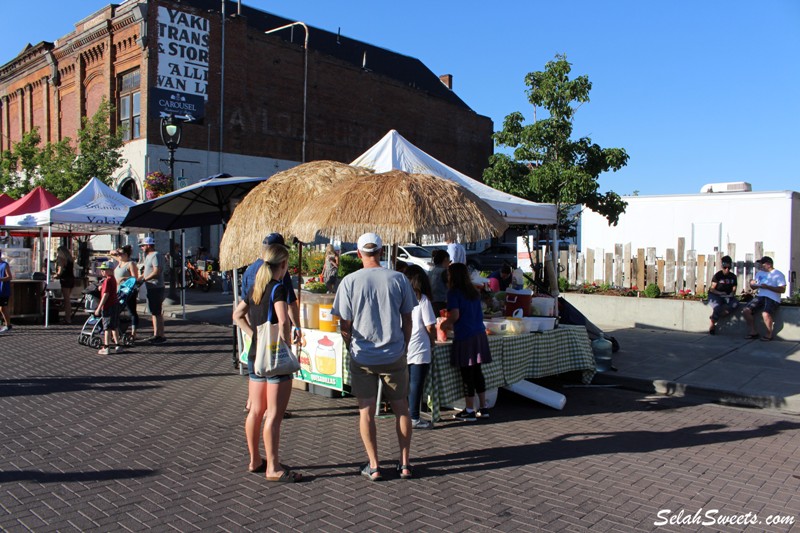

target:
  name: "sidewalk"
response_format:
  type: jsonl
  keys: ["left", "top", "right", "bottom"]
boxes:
{"left": 163, "top": 288, "right": 800, "bottom": 414}
{"left": 594, "top": 325, "right": 800, "bottom": 414}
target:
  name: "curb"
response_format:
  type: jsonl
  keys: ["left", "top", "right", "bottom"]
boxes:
{"left": 592, "top": 372, "right": 800, "bottom": 414}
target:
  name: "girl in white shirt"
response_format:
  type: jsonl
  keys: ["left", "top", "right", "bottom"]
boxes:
{"left": 403, "top": 265, "right": 437, "bottom": 429}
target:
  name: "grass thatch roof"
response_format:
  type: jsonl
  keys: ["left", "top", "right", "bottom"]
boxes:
{"left": 220, "top": 161, "right": 372, "bottom": 270}
{"left": 292, "top": 170, "right": 509, "bottom": 244}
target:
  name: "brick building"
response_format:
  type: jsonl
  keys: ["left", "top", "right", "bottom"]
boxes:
{"left": 0, "top": 0, "right": 492, "bottom": 252}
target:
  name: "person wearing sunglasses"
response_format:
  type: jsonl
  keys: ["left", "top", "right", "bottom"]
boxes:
{"left": 707, "top": 255, "right": 739, "bottom": 335}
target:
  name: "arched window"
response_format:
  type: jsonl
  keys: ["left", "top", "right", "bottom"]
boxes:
{"left": 119, "top": 177, "right": 141, "bottom": 202}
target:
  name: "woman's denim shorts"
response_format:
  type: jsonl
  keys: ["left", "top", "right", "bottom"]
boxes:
{"left": 247, "top": 359, "right": 293, "bottom": 384}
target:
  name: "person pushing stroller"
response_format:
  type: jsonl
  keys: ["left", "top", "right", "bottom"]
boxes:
{"left": 95, "top": 261, "right": 122, "bottom": 355}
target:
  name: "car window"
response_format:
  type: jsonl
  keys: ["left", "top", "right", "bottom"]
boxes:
{"left": 402, "top": 246, "right": 432, "bottom": 258}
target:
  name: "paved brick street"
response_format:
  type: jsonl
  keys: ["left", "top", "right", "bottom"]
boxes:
{"left": 1, "top": 320, "right": 799, "bottom": 532}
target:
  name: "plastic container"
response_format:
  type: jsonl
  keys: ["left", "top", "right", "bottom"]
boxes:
{"left": 436, "top": 317, "right": 449, "bottom": 342}
{"left": 505, "top": 288, "right": 533, "bottom": 317}
{"left": 503, "top": 380, "right": 566, "bottom": 410}
{"left": 318, "top": 303, "right": 338, "bottom": 332}
{"left": 530, "top": 296, "right": 556, "bottom": 317}
{"left": 484, "top": 319, "right": 509, "bottom": 336}
{"left": 504, "top": 317, "right": 529, "bottom": 335}
{"left": 301, "top": 302, "right": 319, "bottom": 329}
{"left": 524, "top": 317, "right": 557, "bottom": 331}
{"left": 592, "top": 337, "right": 613, "bottom": 372}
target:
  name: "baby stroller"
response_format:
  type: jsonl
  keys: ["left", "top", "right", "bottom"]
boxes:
{"left": 78, "top": 277, "right": 141, "bottom": 348}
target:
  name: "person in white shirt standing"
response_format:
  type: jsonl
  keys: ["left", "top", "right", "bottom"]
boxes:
{"left": 743, "top": 256, "right": 786, "bottom": 341}
{"left": 403, "top": 264, "right": 437, "bottom": 429}
{"left": 445, "top": 237, "right": 466, "bottom": 265}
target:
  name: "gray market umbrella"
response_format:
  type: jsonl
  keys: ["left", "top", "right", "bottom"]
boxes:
{"left": 291, "top": 170, "right": 509, "bottom": 243}
{"left": 120, "top": 174, "right": 267, "bottom": 231}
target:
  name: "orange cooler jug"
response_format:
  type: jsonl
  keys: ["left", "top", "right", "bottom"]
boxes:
{"left": 318, "top": 304, "right": 339, "bottom": 332}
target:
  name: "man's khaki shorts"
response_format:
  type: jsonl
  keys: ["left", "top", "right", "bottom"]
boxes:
{"left": 349, "top": 354, "right": 409, "bottom": 402}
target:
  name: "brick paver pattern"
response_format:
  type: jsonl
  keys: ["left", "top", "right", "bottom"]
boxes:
{"left": 1, "top": 321, "right": 799, "bottom": 532}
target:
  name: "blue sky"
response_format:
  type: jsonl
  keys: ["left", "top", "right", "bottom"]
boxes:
{"left": 2, "top": 1, "right": 798, "bottom": 196}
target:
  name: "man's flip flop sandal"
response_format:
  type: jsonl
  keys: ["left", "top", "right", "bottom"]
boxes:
{"left": 361, "top": 463, "right": 382, "bottom": 481}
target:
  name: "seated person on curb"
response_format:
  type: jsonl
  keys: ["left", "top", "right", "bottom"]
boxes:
{"left": 95, "top": 262, "right": 122, "bottom": 355}
{"left": 743, "top": 256, "right": 786, "bottom": 341}
{"left": 707, "top": 256, "right": 738, "bottom": 335}
{"left": 487, "top": 265, "right": 513, "bottom": 293}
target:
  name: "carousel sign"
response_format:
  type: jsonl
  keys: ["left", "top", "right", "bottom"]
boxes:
{"left": 152, "top": 6, "right": 209, "bottom": 121}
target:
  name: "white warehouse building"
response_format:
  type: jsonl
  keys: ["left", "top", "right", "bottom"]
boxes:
{"left": 578, "top": 183, "right": 799, "bottom": 294}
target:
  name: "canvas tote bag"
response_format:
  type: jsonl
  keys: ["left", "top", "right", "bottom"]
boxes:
{"left": 253, "top": 284, "right": 300, "bottom": 377}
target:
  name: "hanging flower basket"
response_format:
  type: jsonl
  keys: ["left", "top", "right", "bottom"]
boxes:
{"left": 144, "top": 171, "right": 173, "bottom": 200}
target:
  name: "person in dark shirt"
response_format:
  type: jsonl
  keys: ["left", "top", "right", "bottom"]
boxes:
{"left": 707, "top": 255, "right": 739, "bottom": 335}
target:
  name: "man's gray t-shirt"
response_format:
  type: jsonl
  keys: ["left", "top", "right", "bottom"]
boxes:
{"left": 332, "top": 267, "right": 417, "bottom": 365}
{"left": 143, "top": 251, "right": 165, "bottom": 289}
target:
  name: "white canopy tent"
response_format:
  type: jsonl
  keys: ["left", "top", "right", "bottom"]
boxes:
{"left": 6, "top": 177, "right": 143, "bottom": 327}
{"left": 351, "top": 130, "right": 557, "bottom": 225}
{"left": 5, "top": 177, "right": 137, "bottom": 232}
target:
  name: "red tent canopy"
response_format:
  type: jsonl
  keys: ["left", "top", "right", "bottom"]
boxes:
{"left": 0, "top": 187, "right": 61, "bottom": 225}
{"left": 0, "top": 193, "right": 14, "bottom": 210}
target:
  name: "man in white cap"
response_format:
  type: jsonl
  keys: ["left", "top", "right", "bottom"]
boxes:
{"left": 332, "top": 232, "right": 417, "bottom": 481}
{"left": 138, "top": 237, "right": 166, "bottom": 344}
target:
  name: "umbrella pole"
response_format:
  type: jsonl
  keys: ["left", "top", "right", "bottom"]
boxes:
{"left": 296, "top": 242, "right": 302, "bottom": 357}
{"left": 181, "top": 230, "right": 186, "bottom": 319}
{"left": 45, "top": 226, "right": 51, "bottom": 328}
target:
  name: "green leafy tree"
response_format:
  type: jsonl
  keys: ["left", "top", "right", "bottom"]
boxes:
{"left": 72, "top": 97, "right": 125, "bottom": 188}
{"left": 0, "top": 128, "right": 43, "bottom": 197}
{"left": 483, "top": 54, "right": 629, "bottom": 229}
{"left": 37, "top": 139, "right": 78, "bottom": 199}
{"left": 0, "top": 98, "right": 125, "bottom": 199}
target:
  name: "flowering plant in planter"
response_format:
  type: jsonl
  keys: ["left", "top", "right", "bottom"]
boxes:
{"left": 303, "top": 276, "right": 328, "bottom": 293}
{"left": 144, "top": 171, "right": 173, "bottom": 199}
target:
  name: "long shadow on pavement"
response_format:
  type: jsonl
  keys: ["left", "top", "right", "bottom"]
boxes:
{"left": 0, "top": 469, "right": 156, "bottom": 483}
{"left": 0, "top": 373, "right": 231, "bottom": 397}
{"left": 415, "top": 419, "right": 800, "bottom": 477}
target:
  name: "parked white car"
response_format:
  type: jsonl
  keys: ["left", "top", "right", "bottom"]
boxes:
{"left": 342, "top": 244, "right": 433, "bottom": 271}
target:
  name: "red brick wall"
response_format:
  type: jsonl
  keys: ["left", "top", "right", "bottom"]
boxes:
{"left": 2, "top": 0, "right": 493, "bottom": 179}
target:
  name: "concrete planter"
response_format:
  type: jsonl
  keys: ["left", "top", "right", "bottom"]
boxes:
{"left": 562, "top": 293, "right": 800, "bottom": 341}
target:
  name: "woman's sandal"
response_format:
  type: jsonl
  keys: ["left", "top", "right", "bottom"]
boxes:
{"left": 266, "top": 469, "right": 302, "bottom": 483}
{"left": 760, "top": 336, "right": 773, "bottom": 342}
{"left": 396, "top": 463, "right": 413, "bottom": 480}
{"left": 360, "top": 463, "right": 382, "bottom": 482}
{"left": 745, "top": 334, "right": 759, "bottom": 339}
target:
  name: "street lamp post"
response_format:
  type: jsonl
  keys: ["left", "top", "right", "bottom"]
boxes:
{"left": 161, "top": 116, "right": 182, "bottom": 304}
{"left": 265, "top": 22, "right": 308, "bottom": 162}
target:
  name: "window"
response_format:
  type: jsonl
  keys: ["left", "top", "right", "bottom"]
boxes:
{"left": 118, "top": 69, "right": 141, "bottom": 141}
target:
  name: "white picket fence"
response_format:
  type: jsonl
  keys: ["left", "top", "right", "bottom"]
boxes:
{"left": 559, "top": 238, "right": 772, "bottom": 294}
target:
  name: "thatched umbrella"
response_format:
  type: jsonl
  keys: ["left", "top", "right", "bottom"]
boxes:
{"left": 220, "top": 161, "right": 372, "bottom": 271}
{"left": 292, "top": 170, "right": 509, "bottom": 244}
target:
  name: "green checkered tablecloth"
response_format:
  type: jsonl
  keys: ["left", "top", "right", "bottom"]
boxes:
{"left": 424, "top": 325, "right": 595, "bottom": 421}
